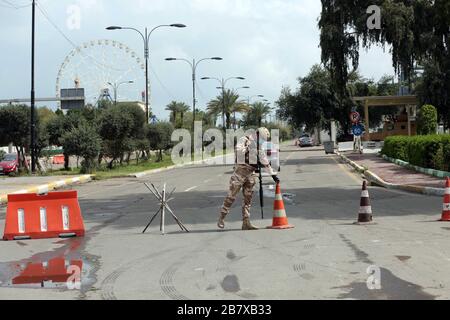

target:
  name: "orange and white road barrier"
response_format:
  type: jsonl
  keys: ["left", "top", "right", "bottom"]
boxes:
{"left": 356, "top": 180, "right": 373, "bottom": 224}
{"left": 439, "top": 177, "right": 450, "bottom": 222}
{"left": 52, "top": 155, "right": 65, "bottom": 165}
{"left": 267, "top": 183, "right": 294, "bottom": 230}
{"left": 13, "top": 258, "right": 82, "bottom": 286}
{"left": 2, "top": 191, "right": 85, "bottom": 241}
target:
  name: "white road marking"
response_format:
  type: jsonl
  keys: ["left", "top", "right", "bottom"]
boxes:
{"left": 203, "top": 179, "right": 211, "bottom": 183}
{"left": 185, "top": 186, "right": 198, "bottom": 192}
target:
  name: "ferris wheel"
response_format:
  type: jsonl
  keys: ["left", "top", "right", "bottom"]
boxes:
{"left": 55, "top": 39, "right": 146, "bottom": 107}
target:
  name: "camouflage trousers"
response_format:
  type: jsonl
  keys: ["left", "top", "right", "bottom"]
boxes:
{"left": 220, "top": 164, "right": 256, "bottom": 219}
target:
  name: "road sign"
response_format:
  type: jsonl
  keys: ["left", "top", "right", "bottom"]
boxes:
{"left": 352, "top": 124, "right": 364, "bottom": 137}
{"left": 350, "top": 112, "right": 361, "bottom": 124}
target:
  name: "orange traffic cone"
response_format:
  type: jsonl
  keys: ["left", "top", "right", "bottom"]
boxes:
{"left": 439, "top": 177, "right": 450, "bottom": 222}
{"left": 267, "top": 183, "right": 294, "bottom": 230}
{"left": 355, "top": 180, "right": 374, "bottom": 224}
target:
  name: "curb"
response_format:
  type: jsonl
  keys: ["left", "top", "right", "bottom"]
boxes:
{"left": 0, "top": 174, "right": 93, "bottom": 205}
{"left": 336, "top": 152, "right": 445, "bottom": 197}
{"left": 381, "top": 154, "right": 450, "bottom": 179}
{"left": 129, "top": 153, "right": 234, "bottom": 178}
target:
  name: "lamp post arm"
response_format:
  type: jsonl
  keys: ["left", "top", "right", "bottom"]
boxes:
{"left": 195, "top": 58, "right": 213, "bottom": 69}
{"left": 121, "top": 27, "right": 146, "bottom": 43}
{"left": 147, "top": 24, "right": 171, "bottom": 42}
{"left": 173, "top": 58, "right": 194, "bottom": 69}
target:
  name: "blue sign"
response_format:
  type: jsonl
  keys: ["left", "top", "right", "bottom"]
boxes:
{"left": 352, "top": 124, "right": 364, "bottom": 137}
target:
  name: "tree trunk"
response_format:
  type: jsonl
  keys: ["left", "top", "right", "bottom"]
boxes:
{"left": 64, "top": 153, "right": 70, "bottom": 171}
{"left": 226, "top": 113, "right": 231, "bottom": 129}
{"left": 98, "top": 153, "right": 103, "bottom": 165}
{"left": 126, "top": 152, "right": 131, "bottom": 164}
{"left": 15, "top": 145, "right": 24, "bottom": 171}
{"left": 108, "top": 158, "right": 115, "bottom": 169}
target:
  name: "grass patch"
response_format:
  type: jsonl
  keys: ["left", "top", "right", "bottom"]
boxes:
{"left": 44, "top": 155, "right": 174, "bottom": 180}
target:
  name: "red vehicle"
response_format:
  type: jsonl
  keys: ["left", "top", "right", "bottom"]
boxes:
{"left": 0, "top": 153, "right": 19, "bottom": 175}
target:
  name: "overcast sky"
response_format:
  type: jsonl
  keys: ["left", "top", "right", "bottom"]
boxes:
{"left": 0, "top": 0, "right": 395, "bottom": 120}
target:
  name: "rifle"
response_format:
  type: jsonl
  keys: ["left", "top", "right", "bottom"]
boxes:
{"left": 256, "top": 130, "right": 264, "bottom": 219}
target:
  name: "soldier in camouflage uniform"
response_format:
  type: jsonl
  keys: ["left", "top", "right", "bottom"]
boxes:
{"left": 218, "top": 128, "right": 280, "bottom": 230}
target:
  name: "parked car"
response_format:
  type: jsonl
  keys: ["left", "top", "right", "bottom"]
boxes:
{"left": 0, "top": 153, "right": 19, "bottom": 175}
{"left": 298, "top": 134, "right": 314, "bottom": 147}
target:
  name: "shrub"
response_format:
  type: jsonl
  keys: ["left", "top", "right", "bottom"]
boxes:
{"left": 382, "top": 136, "right": 409, "bottom": 160}
{"left": 417, "top": 104, "right": 437, "bottom": 135}
{"left": 147, "top": 122, "right": 174, "bottom": 162}
{"left": 382, "top": 134, "right": 450, "bottom": 171}
{"left": 61, "top": 124, "right": 101, "bottom": 174}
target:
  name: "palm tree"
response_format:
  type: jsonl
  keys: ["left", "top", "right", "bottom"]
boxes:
{"left": 245, "top": 102, "right": 272, "bottom": 127}
{"left": 165, "top": 101, "right": 190, "bottom": 128}
{"left": 165, "top": 101, "right": 179, "bottom": 126}
{"left": 206, "top": 89, "right": 249, "bottom": 129}
{"left": 177, "top": 102, "right": 190, "bottom": 127}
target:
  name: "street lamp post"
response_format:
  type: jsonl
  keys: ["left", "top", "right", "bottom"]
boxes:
{"left": 30, "top": 0, "right": 36, "bottom": 173}
{"left": 165, "top": 57, "right": 222, "bottom": 130}
{"left": 201, "top": 76, "right": 245, "bottom": 129}
{"left": 107, "top": 80, "right": 134, "bottom": 105}
{"left": 106, "top": 23, "right": 186, "bottom": 122}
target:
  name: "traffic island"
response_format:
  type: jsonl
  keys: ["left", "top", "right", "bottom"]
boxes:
{"left": 336, "top": 151, "right": 446, "bottom": 197}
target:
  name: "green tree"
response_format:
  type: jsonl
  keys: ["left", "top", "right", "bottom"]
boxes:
{"left": 96, "top": 105, "right": 134, "bottom": 169}
{"left": 147, "top": 121, "right": 174, "bottom": 162}
{"left": 116, "top": 102, "right": 147, "bottom": 163}
{"left": 243, "top": 102, "right": 272, "bottom": 127}
{"left": 0, "top": 104, "right": 30, "bottom": 170}
{"left": 177, "top": 102, "right": 190, "bottom": 128}
{"left": 417, "top": 104, "right": 438, "bottom": 135}
{"left": 319, "top": 0, "right": 450, "bottom": 129}
{"left": 61, "top": 124, "right": 101, "bottom": 174}
{"left": 206, "top": 89, "right": 248, "bottom": 129}
{"left": 46, "top": 110, "right": 86, "bottom": 170}
{"left": 165, "top": 101, "right": 191, "bottom": 128}
{"left": 276, "top": 65, "right": 338, "bottom": 132}
{"left": 165, "top": 101, "right": 179, "bottom": 126}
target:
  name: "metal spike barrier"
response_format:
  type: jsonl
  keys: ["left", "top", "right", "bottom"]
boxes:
{"left": 142, "top": 182, "right": 189, "bottom": 235}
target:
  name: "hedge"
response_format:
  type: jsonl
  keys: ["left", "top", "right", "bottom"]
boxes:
{"left": 382, "top": 135, "right": 450, "bottom": 171}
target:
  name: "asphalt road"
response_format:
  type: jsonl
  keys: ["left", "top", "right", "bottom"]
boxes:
{"left": 0, "top": 145, "right": 449, "bottom": 300}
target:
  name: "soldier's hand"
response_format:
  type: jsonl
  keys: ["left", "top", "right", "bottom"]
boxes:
{"left": 272, "top": 175, "right": 280, "bottom": 184}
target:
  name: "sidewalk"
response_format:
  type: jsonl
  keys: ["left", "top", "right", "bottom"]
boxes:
{"left": 340, "top": 151, "right": 446, "bottom": 190}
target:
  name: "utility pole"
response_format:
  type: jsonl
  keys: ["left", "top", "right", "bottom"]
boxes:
{"left": 192, "top": 59, "right": 196, "bottom": 130}
{"left": 30, "top": 0, "right": 36, "bottom": 173}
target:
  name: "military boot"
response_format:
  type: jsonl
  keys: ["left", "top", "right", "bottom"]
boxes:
{"left": 242, "top": 217, "right": 259, "bottom": 230}
{"left": 217, "top": 213, "right": 226, "bottom": 229}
